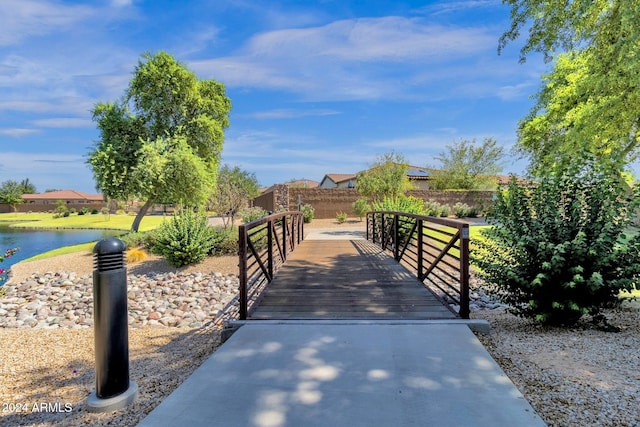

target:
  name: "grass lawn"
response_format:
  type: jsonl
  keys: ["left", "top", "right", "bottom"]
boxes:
{"left": 24, "top": 242, "right": 96, "bottom": 262}
{"left": 0, "top": 212, "right": 52, "bottom": 222}
{"left": 6, "top": 213, "right": 166, "bottom": 231}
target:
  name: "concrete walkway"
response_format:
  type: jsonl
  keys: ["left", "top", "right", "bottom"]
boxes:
{"left": 136, "top": 226, "right": 546, "bottom": 427}
{"left": 136, "top": 322, "right": 545, "bottom": 427}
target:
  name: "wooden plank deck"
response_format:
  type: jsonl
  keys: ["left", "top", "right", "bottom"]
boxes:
{"left": 249, "top": 238, "right": 456, "bottom": 320}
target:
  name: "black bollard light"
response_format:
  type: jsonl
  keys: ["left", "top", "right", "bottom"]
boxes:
{"left": 87, "top": 237, "right": 138, "bottom": 412}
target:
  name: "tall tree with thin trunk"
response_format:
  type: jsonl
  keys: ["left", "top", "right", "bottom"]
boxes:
{"left": 88, "top": 51, "right": 231, "bottom": 231}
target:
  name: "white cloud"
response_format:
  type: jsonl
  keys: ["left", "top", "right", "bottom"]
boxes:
{"left": 417, "top": 1, "right": 502, "bottom": 16}
{"left": 31, "top": 118, "right": 93, "bottom": 128}
{"left": 190, "top": 16, "right": 522, "bottom": 102}
{"left": 0, "top": 0, "right": 94, "bottom": 46}
{"left": 0, "top": 128, "right": 39, "bottom": 137}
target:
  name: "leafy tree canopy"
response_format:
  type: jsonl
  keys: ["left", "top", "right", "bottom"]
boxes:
{"left": 0, "top": 179, "right": 36, "bottom": 210}
{"left": 209, "top": 164, "right": 260, "bottom": 227}
{"left": 87, "top": 51, "right": 231, "bottom": 231}
{"left": 501, "top": 1, "right": 640, "bottom": 174}
{"left": 430, "top": 138, "right": 504, "bottom": 190}
{"left": 356, "top": 152, "right": 412, "bottom": 202}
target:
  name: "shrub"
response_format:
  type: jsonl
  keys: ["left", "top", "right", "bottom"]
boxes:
{"left": 91, "top": 209, "right": 99, "bottom": 215}
{"left": 151, "top": 209, "right": 218, "bottom": 267}
{"left": 62, "top": 211, "right": 70, "bottom": 217}
{"left": 371, "top": 194, "right": 425, "bottom": 215}
{"left": 352, "top": 199, "right": 370, "bottom": 221}
{"left": 54, "top": 201, "right": 68, "bottom": 218}
{"left": 438, "top": 204, "right": 451, "bottom": 217}
{"left": 453, "top": 202, "right": 470, "bottom": 218}
{"left": 472, "top": 166, "right": 640, "bottom": 326}
{"left": 241, "top": 207, "right": 268, "bottom": 223}
{"left": 115, "top": 209, "right": 126, "bottom": 215}
{"left": 424, "top": 201, "right": 450, "bottom": 217}
{"left": 69, "top": 207, "right": 77, "bottom": 214}
{"left": 210, "top": 226, "right": 238, "bottom": 256}
{"left": 126, "top": 247, "right": 148, "bottom": 264}
{"left": 336, "top": 212, "right": 347, "bottom": 223}
{"left": 120, "top": 231, "right": 156, "bottom": 249}
{"left": 301, "top": 204, "right": 315, "bottom": 223}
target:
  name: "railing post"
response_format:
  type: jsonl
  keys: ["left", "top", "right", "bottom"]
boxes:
{"left": 267, "top": 218, "right": 274, "bottom": 280}
{"left": 393, "top": 214, "right": 400, "bottom": 261}
{"left": 459, "top": 223, "right": 470, "bottom": 319}
{"left": 366, "top": 213, "right": 370, "bottom": 241}
{"left": 380, "top": 214, "right": 386, "bottom": 249}
{"left": 282, "top": 216, "right": 288, "bottom": 260}
{"left": 238, "top": 226, "right": 248, "bottom": 320}
{"left": 417, "top": 218, "right": 424, "bottom": 281}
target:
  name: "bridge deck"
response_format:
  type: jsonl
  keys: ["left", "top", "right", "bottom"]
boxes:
{"left": 249, "top": 238, "right": 456, "bottom": 320}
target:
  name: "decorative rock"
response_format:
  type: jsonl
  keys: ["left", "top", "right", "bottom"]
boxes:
{"left": 0, "top": 270, "right": 239, "bottom": 329}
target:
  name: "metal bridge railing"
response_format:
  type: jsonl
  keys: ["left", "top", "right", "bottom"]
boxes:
{"left": 237, "top": 211, "right": 304, "bottom": 320}
{"left": 366, "top": 211, "right": 470, "bottom": 318}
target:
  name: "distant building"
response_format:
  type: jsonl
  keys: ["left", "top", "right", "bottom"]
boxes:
{"left": 318, "top": 174, "right": 358, "bottom": 189}
{"left": 22, "top": 190, "right": 104, "bottom": 205}
{"left": 318, "top": 166, "right": 433, "bottom": 190}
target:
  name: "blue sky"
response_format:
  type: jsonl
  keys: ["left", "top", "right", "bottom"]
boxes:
{"left": 0, "top": 0, "right": 551, "bottom": 193}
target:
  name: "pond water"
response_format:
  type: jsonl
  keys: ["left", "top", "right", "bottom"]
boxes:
{"left": 0, "top": 224, "right": 123, "bottom": 283}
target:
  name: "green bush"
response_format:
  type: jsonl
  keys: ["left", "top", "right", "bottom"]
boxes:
{"left": 371, "top": 194, "right": 425, "bottom": 215}
{"left": 336, "top": 212, "right": 348, "bottom": 223}
{"left": 151, "top": 209, "right": 218, "bottom": 267}
{"left": 438, "top": 204, "right": 451, "bottom": 217}
{"left": 472, "top": 167, "right": 640, "bottom": 326}
{"left": 424, "top": 201, "right": 450, "bottom": 217}
{"left": 301, "top": 204, "right": 315, "bottom": 223}
{"left": 210, "top": 226, "right": 238, "bottom": 256}
{"left": 352, "top": 199, "right": 370, "bottom": 221}
{"left": 120, "top": 231, "right": 157, "bottom": 249}
{"left": 91, "top": 209, "right": 99, "bottom": 215}
{"left": 453, "top": 202, "right": 470, "bottom": 218}
{"left": 241, "top": 207, "right": 268, "bottom": 223}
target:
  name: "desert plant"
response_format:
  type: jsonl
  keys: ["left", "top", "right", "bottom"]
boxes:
{"left": 371, "top": 194, "right": 425, "bottom": 215}
{"left": 151, "top": 208, "right": 217, "bottom": 267}
{"left": 241, "top": 207, "right": 268, "bottom": 223}
{"left": 126, "top": 247, "right": 149, "bottom": 263}
{"left": 352, "top": 198, "right": 370, "bottom": 221}
{"left": 472, "top": 166, "right": 640, "bottom": 326}
{"left": 336, "top": 212, "right": 348, "bottom": 223}
{"left": 53, "top": 200, "right": 68, "bottom": 218}
{"left": 301, "top": 204, "right": 314, "bottom": 223}
{"left": 210, "top": 226, "right": 239, "bottom": 256}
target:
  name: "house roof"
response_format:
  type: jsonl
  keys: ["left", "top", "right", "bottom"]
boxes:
{"left": 322, "top": 173, "right": 357, "bottom": 185}
{"left": 22, "top": 190, "right": 104, "bottom": 201}
{"left": 407, "top": 166, "right": 432, "bottom": 180}
{"left": 286, "top": 179, "right": 320, "bottom": 188}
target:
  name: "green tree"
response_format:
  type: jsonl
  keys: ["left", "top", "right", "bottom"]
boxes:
{"left": 209, "top": 164, "right": 260, "bottom": 228}
{"left": 88, "top": 51, "right": 231, "bottom": 232}
{"left": 501, "top": 1, "right": 640, "bottom": 173}
{"left": 356, "top": 152, "right": 412, "bottom": 202}
{"left": 18, "top": 178, "right": 36, "bottom": 194}
{"left": 0, "top": 180, "right": 25, "bottom": 212}
{"left": 430, "top": 138, "right": 504, "bottom": 190}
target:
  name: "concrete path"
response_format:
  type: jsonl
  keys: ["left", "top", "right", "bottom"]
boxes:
{"left": 137, "top": 322, "right": 545, "bottom": 427}
{"left": 136, "top": 225, "right": 546, "bottom": 426}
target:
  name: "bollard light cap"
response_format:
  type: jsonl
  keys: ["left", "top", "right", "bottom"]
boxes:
{"left": 93, "top": 237, "right": 126, "bottom": 255}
